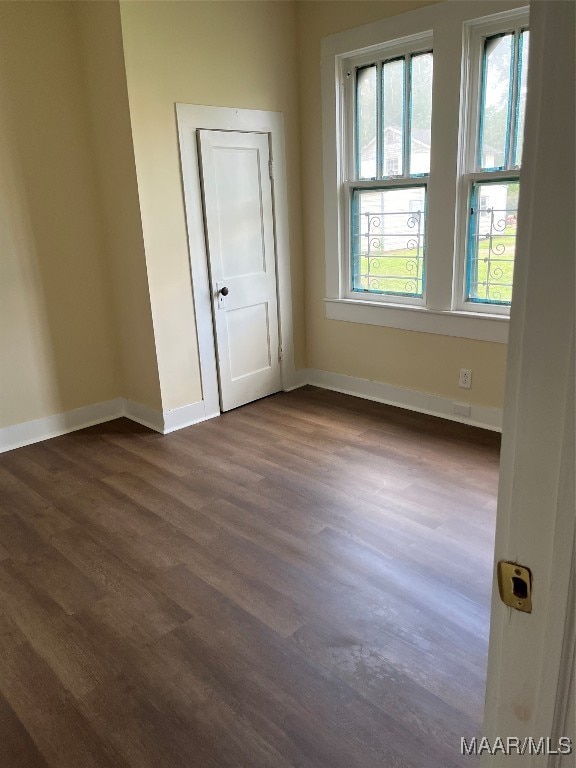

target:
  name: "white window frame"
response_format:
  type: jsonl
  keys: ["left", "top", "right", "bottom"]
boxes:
{"left": 321, "top": 1, "right": 528, "bottom": 344}
{"left": 456, "top": 8, "right": 529, "bottom": 315}
{"left": 343, "top": 34, "right": 432, "bottom": 307}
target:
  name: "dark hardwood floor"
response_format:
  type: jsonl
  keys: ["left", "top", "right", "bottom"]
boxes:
{"left": 0, "top": 386, "right": 500, "bottom": 768}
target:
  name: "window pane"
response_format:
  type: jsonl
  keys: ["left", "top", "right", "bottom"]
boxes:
{"left": 351, "top": 186, "right": 426, "bottom": 297}
{"left": 514, "top": 30, "right": 529, "bottom": 168}
{"left": 382, "top": 58, "right": 405, "bottom": 177}
{"left": 479, "top": 33, "right": 513, "bottom": 170}
{"left": 467, "top": 181, "right": 518, "bottom": 304}
{"left": 409, "top": 52, "right": 433, "bottom": 175}
{"left": 356, "top": 65, "right": 377, "bottom": 179}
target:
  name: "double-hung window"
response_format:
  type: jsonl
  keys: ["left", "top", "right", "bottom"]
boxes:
{"left": 460, "top": 20, "right": 529, "bottom": 311}
{"left": 350, "top": 41, "right": 432, "bottom": 303}
{"left": 322, "top": 3, "right": 529, "bottom": 343}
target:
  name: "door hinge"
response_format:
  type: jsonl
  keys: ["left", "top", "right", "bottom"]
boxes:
{"left": 268, "top": 160, "right": 274, "bottom": 180}
{"left": 278, "top": 344, "right": 283, "bottom": 362}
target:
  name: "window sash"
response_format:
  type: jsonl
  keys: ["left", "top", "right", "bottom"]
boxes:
{"left": 456, "top": 10, "right": 529, "bottom": 313}
{"left": 465, "top": 177, "right": 519, "bottom": 306}
{"left": 352, "top": 48, "right": 433, "bottom": 183}
{"left": 350, "top": 184, "right": 427, "bottom": 299}
{"left": 477, "top": 32, "right": 515, "bottom": 171}
{"left": 477, "top": 28, "right": 528, "bottom": 172}
{"left": 348, "top": 40, "right": 432, "bottom": 302}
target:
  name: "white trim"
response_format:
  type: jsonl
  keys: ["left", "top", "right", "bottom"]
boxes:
{"left": 299, "top": 368, "right": 502, "bottom": 431}
{"left": 0, "top": 399, "right": 124, "bottom": 454}
{"left": 282, "top": 368, "right": 309, "bottom": 392}
{"left": 122, "top": 399, "right": 164, "bottom": 433}
{"left": 123, "top": 398, "right": 217, "bottom": 435}
{"left": 454, "top": 8, "right": 529, "bottom": 312}
{"left": 162, "top": 401, "right": 218, "bottom": 434}
{"left": 176, "top": 110, "right": 220, "bottom": 418}
{"left": 239, "top": 365, "right": 502, "bottom": 432}
{"left": 551, "top": 534, "right": 575, "bottom": 767}
{"left": 0, "top": 398, "right": 220, "bottom": 454}
{"left": 322, "top": 0, "right": 528, "bottom": 333}
{"left": 176, "top": 104, "right": 299, "bottom": 418}
{"left": 481, "top": 0, "right": 575, "bottom": 760}
{"left": 0, "top": 368, "right": 501, "bottom": 458}
{"left": 461, "top": 7, "right": 529, "bottom": 177}
{"left": 342, "top": 33, "right": 432, "bottom": 309}
{"left": 326, "top": 298, "right": 509, "bottom": 343}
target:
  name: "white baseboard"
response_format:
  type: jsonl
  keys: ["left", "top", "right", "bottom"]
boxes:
{"left": 124, "top": 398, "right": 219, "bottom": 434}
{"left": 0, "top": 398, "right": 125, "bottom": 454}
{"left": 0, "top": 368, "right": 501, "bottom": 455}
{"left": 299, "top": 368, "right": 502, "bottom": 432}
{"left": 0, "top": 397, "right": 220, "bottom": 454}
{"left": 162, "top": 401, "right": 218, "bottom": 433}
{"left": 122, "top": 398, "right": 164, "bottom": 432}
{"left": 283, "top": 368, "right": 309, "bottom": 392}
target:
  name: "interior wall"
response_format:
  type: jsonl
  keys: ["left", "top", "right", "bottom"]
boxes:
{"left": 0, "top": 1, "right": 120, "bottom": 429}
{"left": 75, "top": 1, "right": 162, "bottom": 411}
{"left": 0, "top": 0, "right": 511, "bottom": 432}
{"left": 297, "top": 0, "right": 508, "bottom": 409}
{"left": 118, "top": 0, "right": 305, "bottom": 411}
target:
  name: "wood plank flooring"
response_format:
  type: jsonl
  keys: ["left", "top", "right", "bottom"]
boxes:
{"left": 0, "top": 387, "right": 500, "bottom": 768}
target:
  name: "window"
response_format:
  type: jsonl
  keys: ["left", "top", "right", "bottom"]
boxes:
{"left": 322, "top": 3, "right": 529, "bottom": 343}
{"left": 352, "top": 185, "right": 426, "bottom": 297}
{"left": 463, "top": 26, "right": 529, "bottom": 308}
{"left": 349, "top": 40, "right": 433, "bottom": 302}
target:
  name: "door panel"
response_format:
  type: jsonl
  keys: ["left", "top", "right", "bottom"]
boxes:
{"left": 213, "top": 147, "right": 267, "bottom": 278}
{"left": 227, "top": 303, "right": 271, "bottom": 380}
{"left": 198, "top": 130, "right": 281, "bottom": 411}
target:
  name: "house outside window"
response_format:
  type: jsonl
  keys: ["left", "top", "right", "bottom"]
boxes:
{"left": 321, "top": 2, "right": 529, "bottom": 343}
{"left": 385, "top": 154, "right": 400, "bottom": 177}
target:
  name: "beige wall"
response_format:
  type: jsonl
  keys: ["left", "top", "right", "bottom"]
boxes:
{"left": 119, "top": 0, "right": 305, "bottom": 411}
{"left": 0, "top": 0, "right": 508, "bottom": 433}
{"left": 0, "top": 1, "right": 121, "bottom": 428}
{"left": 297, "top": 0, "right": 508, "bottom": 408}
{"left": 75, "top": 1, "right": 162, "bottom": 410}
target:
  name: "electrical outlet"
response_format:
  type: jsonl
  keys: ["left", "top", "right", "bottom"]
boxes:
{"left": 459, "top": 368, "right": 472, "bottom": 389}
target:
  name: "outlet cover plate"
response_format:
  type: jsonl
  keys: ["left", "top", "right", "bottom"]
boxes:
{"left": 459, "top": 368, "right": 472, "bottom": 389}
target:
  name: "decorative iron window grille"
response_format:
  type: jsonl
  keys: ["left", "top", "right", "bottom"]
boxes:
{"left": 467, "top": 181, "right": 518, "bottom": 304}
{"left": 352, "top": 48, "right": 432, "bottom": 299}
{"left": 465, "top": 27, "right": 528, "bottom": 306}
{"left": 352, "top": 186, "right": 426, "bottom": 297}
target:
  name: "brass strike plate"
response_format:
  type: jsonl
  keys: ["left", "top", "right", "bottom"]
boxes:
{"left": 497, "top": 561, "right": 532, "bottom": 613}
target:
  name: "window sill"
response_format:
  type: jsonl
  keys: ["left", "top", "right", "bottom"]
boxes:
{"left": 325, "top": 298, "right": 509, "bottom": 343}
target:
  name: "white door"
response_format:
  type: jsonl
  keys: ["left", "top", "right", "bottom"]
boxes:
{"left": 197, "top": 130, "right": 281, "bottom": 412}
{"left": 482, "top": 2, "right": 575, "bottom": 764}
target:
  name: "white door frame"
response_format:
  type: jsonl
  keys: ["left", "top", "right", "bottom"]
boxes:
{"left": 176, "top": 104, "right": 297, "bottom": 418}
{"left": 482, "top": 1, "right": 575, "bottom": 764}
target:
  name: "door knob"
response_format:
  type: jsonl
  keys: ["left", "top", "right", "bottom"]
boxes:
{"left": 219, "top": 286, "right": 229, "bottom": 296}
